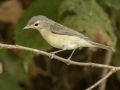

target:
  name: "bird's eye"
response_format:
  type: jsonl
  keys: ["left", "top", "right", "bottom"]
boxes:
{"left": 34, "top": 23, "right": 39, "bottom": 26}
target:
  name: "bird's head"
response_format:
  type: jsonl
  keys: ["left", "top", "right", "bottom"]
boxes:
{"left": 23, "top": 15, "right": 51, "bottom": 31}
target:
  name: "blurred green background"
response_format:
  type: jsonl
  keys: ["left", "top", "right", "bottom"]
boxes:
{"left": 0, "top": 0, "right": 120, "bottom": 90}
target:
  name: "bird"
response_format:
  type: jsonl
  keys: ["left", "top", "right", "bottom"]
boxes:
{"left": 23, "top": 15, "right": 114, "bottom": 64}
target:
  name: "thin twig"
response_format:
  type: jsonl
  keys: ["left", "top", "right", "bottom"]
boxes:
{"left": 0, "top": 43, "right": 120, "bottom": 90}
{"left": 0, "top": 43, "right": 115, "bottom": 69}
{"left": 86, "top": 68, "right": 117, "bottom": 90}
{"left": 98, "top": 51, "right": 113, "bottom": 90}
{"left": 83, "top": 50, "right": 94, "bottom": 72}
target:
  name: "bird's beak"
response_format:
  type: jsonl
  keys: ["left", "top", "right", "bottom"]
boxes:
{"left": 22, "top": 26, "right": 30, "bottom": 30}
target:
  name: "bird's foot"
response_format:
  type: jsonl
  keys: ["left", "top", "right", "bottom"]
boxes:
{"left": 67, "top": 57, "right": 71, "bottom": 65}
{"left": 50, "top": 52, "right": 55, "bottom": 59}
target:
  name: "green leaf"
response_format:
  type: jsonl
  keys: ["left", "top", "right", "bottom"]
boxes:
{"left": 0, "top": 50, "right": 29, "bottom": 90}
{"left": 15, "top": 0, "right": 64, "bottom": 50}
{"left": 3, "top": 57, "right": 29, "bottom": 83}
{"left": 59, "top": 0, "right": 117, "bottom": 47}
{"left": 14, "top": 0, "right": 64, "bottom": 70}
{"left": 0, "top": 74, "right": 22, "bottom": 90}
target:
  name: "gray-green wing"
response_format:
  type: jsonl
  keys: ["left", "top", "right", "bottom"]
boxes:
{"left": 49, "top": 22, "right": 91, "bottom": 41}
{"left": 49, "top": 22, "right": 114, "bottom": 51}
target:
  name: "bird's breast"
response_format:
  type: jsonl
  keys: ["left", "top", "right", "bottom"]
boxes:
{"left": 39, "top": 29, "right": 93, "bottom": 50}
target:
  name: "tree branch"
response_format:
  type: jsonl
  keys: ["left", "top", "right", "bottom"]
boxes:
{"left": 98, "top": 51, "right": 113, "bottom": 90}
{"left": 0, "top": 43, "right": 120, "bottom": 90}
{"left": 86, "top": 68, "right": 117, "bottom": 90}
{"left": 0, "top": 43, "right": 115, "bottom": 69}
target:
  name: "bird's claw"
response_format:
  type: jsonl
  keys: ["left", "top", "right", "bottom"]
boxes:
{"left": 50, "top": 52, "right": 55, "bottom": 59}
{"left": 67, "top": 58, "right": 71, "bottom": 65}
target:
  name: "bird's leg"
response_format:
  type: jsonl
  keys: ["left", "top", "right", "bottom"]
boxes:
{"left": 67, "top": 49, "right": 76, "bottom": 65}
{"left": 50, "top": 47, "right": 67, "bottom": 59}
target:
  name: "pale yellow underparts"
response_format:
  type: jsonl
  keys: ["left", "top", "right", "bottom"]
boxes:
{"left": 39, "top": 29, "right": 94, "bottom": 50}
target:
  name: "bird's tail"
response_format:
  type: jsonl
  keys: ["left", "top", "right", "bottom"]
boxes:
{"left": 90, "top": 41, "right": 115, "bottom": 52}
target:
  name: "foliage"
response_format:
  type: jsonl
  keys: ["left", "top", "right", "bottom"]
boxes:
{"left": 15, "top": 0, "right": 117, "bottom": 69}
{"left": 59, "top": 0, "right": 117, "bottom": 47}
{"left": 0, "top": 0, "right": 120, "bottom": 90}
{"left": 14, "top": 0, "right": 63, "bottom": 70}
{"left": 0, "top": 50, "right": 29, "bottom": 90}
{"left": 114, "top": 40, "right": 120, "bottom": 79}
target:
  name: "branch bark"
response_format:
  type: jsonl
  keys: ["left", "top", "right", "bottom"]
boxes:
{"left": 0, "top": 43, "right": 120, "bottom": 90}
{"left": 0, "top": 43, "right": 115, "bottom": 69}
{"left": 98, "top": 51, "right": 113, "bottom": 90}
{"left": 86, "top": 68, "right": 117, "bottom": 90}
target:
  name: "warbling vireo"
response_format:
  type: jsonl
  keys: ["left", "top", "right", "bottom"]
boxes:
{"left": 23, "top": 15, "right": 114, "bottom": 64}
